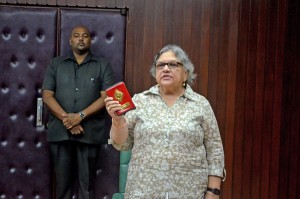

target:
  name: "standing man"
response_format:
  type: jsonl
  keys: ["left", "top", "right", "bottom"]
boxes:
{"left": 42, "top": 25, "right": 115, "bottom": 199}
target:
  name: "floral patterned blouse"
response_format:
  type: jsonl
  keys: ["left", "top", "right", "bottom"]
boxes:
{"left": 112, "top": 84, "right": 225, "bottom": 199}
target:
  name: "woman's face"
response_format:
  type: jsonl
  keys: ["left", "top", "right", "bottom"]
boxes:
{"left": 155, "top": 50, "right": 187, "bottom": 89}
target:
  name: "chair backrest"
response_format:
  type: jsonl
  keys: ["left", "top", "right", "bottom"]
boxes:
{"left": 112, "top": 150, "right": 132, "bottom": 199}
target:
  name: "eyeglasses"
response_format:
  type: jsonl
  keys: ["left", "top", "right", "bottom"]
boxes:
{"left": 156, "top": 62, "right": 183, "bottom": 70}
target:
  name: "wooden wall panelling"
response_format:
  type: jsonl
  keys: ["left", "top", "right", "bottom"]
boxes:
{"left": 198, "top": 0, "right": 211, "bottom": 97}
{"left": 261, "top": 0, "right": 280, "bottom": 198}
{"left": 289, "top": 2, "right": 300, "bottom": 199}
{"left": 180, "top": 0, "right": 192, "bottom": 61}
{"left": 66, "top": 0, "right": 76, "bottom": 6}
{"left": 269, "top": 0, "right": 287, "bottom": 197}
{"left": 6, "top": 0, "right": 17, "bottom": 3}
{"left": 233, "top": 0, "right": 249, "bottom": 197}
{"left": 251, "top": 0, "right": 267, "bottom": 198}
{"left": 247, "top": 0, "right": 260, "bottom": 198}
{"left": 289, "top": 81, "right": 300, "bottom": 199}
{"left": 217, "top": 0, "right": 229, "bottom": 141}
{"left": 280, "top": 26, "right": 300, "bottom": 198}
{"left": 253, "top": 1, "right": 266, "bottom": 199}
{"left": 208, "top": 0, "right": 221, "bottom": 112}
{"left": 216, "top": 1, "right": 232, "bottom": 198}
{"left": 36, "top": 0, "right": 47, "bottom": 4}
{"left": 47, "top": 0, "right": 56, "bottom": 5}
{"left": 189, "top": 0, "right": 203, "bottom": 94}
{"left": 130, "top": 0, "right": 145, "bottom": 93}
{"left": 105, "top": 0, "right": 116, "bottom": 8}
{"left": 278, "top": 0, "right": 296, "bottom": 194}
{"left": 76, "top": 0, "right": 86, "bottom": 7}
{"left": 279, "top": 105, "right": 290, "bottom": 199}
{"left": 20, "top": 0, "right": 27, "bottom": 4}
{"left": 142, "top": 0, "right": 155, "bottom": 88}
{"left": 87, "top": 0, "right": 96, "bottom": 7}
{"left": 56, "top": 0, "right": 66, "bottom": 6}
{"left": 123, "top": 0, "right": 135, "bottom": 94}
{"left": 279, "top": 0, "right": 300, "bottom": 198}
{"left": 26, "top": 0, "right": 37, "bottom": 4}
{"left": 152, "top": 0, "right": 164, "bottom": 66}
{"left": 172, "top": 0, "right": 183, "bottom": 44}
{"left": 222, "top": 0, "right": 239, "bottom": 197}
{"left": 210, "top": 4, "right": 230, "bottom": 195}
{"left": 96, "top": 0, "right": 106, "bottom": 7}
{"left": 162, "top": 0, "right": 173, "bottom": 46}
{"left": 115, "top": 0, "right": 125, "bottom": 8}
{"left": 242, "top": 0, "right": 257, "bottom": 198}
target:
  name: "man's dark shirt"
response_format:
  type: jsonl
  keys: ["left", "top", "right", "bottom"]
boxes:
{"left": 42, "top": 52, "right": 115, "bottom": 144}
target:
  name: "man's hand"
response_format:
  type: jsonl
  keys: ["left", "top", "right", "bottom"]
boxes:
{"left": 69, "top": 124, "right": 84, "bottom": 135}
{"left": 62, "top": 113, "right": 82, "bottom": 129}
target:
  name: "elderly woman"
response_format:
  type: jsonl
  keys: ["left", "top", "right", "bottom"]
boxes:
{"left": 105, "top": 44, "right": 225, "bottom": 199}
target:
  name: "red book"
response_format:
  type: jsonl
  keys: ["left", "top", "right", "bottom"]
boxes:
{"left": 105, "top": 82, "right": 136, "bottom": 116}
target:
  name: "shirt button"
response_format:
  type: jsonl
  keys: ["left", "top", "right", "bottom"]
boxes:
{"left": 75, "top": 88, "right": 79, "bottom": 91}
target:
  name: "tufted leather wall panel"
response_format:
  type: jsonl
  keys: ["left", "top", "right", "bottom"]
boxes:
{"left": 0, "top": 6, "right": 57, "bottom": 199}
{"left": 0, "top": 6, "right": 126, "bottom": 199}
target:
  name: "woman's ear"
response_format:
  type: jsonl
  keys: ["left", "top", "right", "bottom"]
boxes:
{"left": 184, "top": 70, "right": 188, "bottom": 81}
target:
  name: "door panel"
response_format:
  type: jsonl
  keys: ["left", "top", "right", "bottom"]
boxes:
{"left": 0, "top": 6, "right": 57, "bottom": 198}
{"left": 59, "top": 8, "right": 126, "bottom": 197}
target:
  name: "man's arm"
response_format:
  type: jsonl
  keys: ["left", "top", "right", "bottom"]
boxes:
{"left": 42, "top": 89, "right": 84, "bottom": 134}
{"left": 42, "top": 89, "right": 67, "bottom": 121}
{"left": 61, "top": 91, "right": 107, "bottom": 129}
{"left": 81, "top": 91, "right": 107, "bottom": 118}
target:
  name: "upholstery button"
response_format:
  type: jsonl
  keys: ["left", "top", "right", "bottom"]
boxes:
{"left": 2, "top": 26, "right": 11, "bottom": 40}
{"left": 19, "top": 28, "right": 28, "bottom": 42}
{"left": 33, "top": 194, "right": 41, "bottom": 199}
{"left": 0, "top": 193, "right": 7, "bottom": 198}
{"left": 17, "top": 192, "right": 24, "bottom": 199}
{"left": 9, "top": 166, "right": 16, "bottom": 173}
{"left": 18, "top": 85, "right": 26, "bottom": 95}
{"left": 34, "top": 138, "right": 42, "bottom": 148}
{"left": 1, "top": 139, "right": 8, "bottom": 146}
{"left": 18, "top": 139, "right": 25, "bottom": 148}
{"left": 1, "top": 85, "right": 9, "bottom": 94}
{"left": 10, "top": 55, "right": 18, "bottom": 68}
{"left": 26, "top": 166, "right": 33, "bottom": 174}
{"left": 27, "top": 56, "right": 36, "bottom": 69}
{"left": 10, "top": 113, "right": 17, "bottom": 121}
{"left": 105, "top": 31, "right": 114, "bottom": 43}
{"left": 36, "top": 28, "right": 45, "bottom": 43}
{"left": 96, "top": 169, "right": 102, "bottom": 175}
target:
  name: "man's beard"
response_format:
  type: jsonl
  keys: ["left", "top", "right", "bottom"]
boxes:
{"left": 76, "top": 48, "right": 89, "bottom": 55}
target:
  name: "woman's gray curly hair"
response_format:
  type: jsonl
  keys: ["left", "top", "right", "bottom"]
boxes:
{"left": 150, "top": 44, "right": 197, "bottom": 85}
